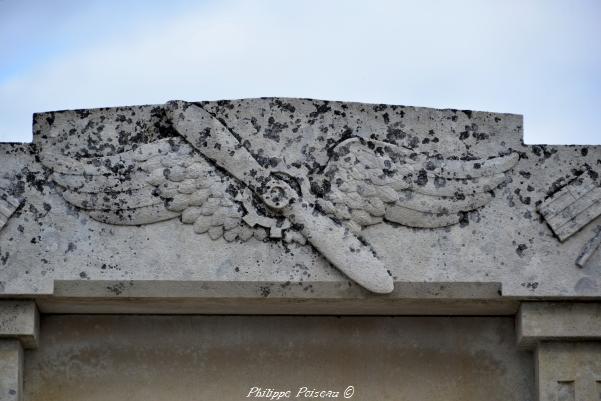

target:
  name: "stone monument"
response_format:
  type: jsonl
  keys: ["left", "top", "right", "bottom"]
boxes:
{"left": 0, "top": 98, "right": 600, "bottom": 400}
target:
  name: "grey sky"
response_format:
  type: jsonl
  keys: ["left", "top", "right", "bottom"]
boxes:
{"left": 0, "top": 0, "right": 599, "bottom": 144}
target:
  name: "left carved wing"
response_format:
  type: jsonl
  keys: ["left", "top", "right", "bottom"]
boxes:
{"left": 313, "top": 138, "right": 519, "bottom": 230}
{"left": 40, "top": 137, "right": 264, "bottom": 242}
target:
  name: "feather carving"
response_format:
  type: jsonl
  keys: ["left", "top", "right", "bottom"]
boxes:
{"left": 312, "top": 138, "right": 518, "bottom": 229}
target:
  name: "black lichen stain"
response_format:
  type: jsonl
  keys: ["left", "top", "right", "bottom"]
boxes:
{"left": 273, "top": 99, "right": 296, "bottom": 113}
{"left": 516, "top": 244, "right": 528, "bottom": 257}
{"left": 521, "top": 282, "right": 538, "bottom": 290}
{"left": 416, "top": 169, "right": 428, "bottom": 186}
{"left": 514, "top": 188, "right": 531, "bottom": 205}
{"left": 263, "top": 117, "right": 288, "bottom": 143}
{"left": 65, "top": 242, "right": 77, "bottom": 254}
{"left": 458, "top": 212, "right": 469, "bottom": 227}
{"left": 105, "top": 281, "right": 132, "bottom": 295}
{"left": 309, "top": 101, "right": 331, "bottom": 118}
{"left": 531, "top": 145, "right": 557, "bottom": 160}
{"left": 259, "top": 286, "right": 271, "bottom": 297}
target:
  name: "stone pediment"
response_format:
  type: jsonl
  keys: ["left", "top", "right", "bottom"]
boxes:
{"left": 1, "top": 98, "right": 600, "bottom": 312}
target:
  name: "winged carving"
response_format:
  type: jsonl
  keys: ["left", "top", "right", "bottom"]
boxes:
{"left": 40, "top": 101, "right": 519, "bottom": 293}
{"left": 42, "top": 137, "right": 267, "bottom": 242}
{"left": 315, "top": 137, "right": 518, "bottom": 231}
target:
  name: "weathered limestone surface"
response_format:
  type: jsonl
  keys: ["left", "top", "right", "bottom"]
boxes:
{"left": 0, "top": 98, "right": 600, "bottom": 309}
{"left": 23, "top": 315, "right": 534, "bottom": 401}
{"left": 0, "top": 340, "right": 22, "bottom": 401}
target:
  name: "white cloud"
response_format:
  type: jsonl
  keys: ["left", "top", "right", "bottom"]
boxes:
{"left": 0, "top": 0, "right": 599, "bottom": 143}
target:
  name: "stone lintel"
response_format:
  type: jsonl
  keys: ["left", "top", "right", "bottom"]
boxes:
{"left": 0, "top": 339, "right": 23, "bottom": 401}
{"left": 0, "top": 301, "right": 39, "bottom": 349}
{"left": 34, "top": 280, "right": 516, "bottom": 315}
{"left": 517, "top": 302, "right": 601, "bottom": 348}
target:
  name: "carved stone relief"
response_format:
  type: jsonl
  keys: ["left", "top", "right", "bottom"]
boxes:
{"left": 538, "top": 172, "right": 601, "bottom": 267}
{"left": 576, "top": 227, "right": 601, "bottom": 268}
{"left": 39, "top": 101, "right": 519, "bottom": 293}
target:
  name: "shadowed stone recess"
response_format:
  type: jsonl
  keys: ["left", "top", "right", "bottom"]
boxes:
{"left": 23, "top": 315, "right": 534, "bottom": 401}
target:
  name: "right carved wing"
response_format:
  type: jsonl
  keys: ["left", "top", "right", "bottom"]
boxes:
{"left": 314, "top": 137, "right": 518, "bottom": 231}
{"left": 40, "top": 137, "right": 264, "bottom": 242}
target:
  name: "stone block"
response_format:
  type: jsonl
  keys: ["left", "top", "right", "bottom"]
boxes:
{"left": 0, "top": 302, "right": 38, "bottom": 349}
{"left": 517, "top": 302, "right": 601, "bottom": 347}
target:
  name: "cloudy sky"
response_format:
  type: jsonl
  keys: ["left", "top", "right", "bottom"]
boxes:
{"left": 0, "top": 0, "right": 599, "bottom": 144}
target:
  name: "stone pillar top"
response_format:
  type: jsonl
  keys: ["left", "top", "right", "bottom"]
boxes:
{"left": 517, "top": 302, "right": 601, "bottom": 348}
{"left": 0, "top": 301, "right": 38, "bottom": 349}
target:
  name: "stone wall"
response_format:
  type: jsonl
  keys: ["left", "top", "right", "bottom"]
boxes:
{"left": 24, "top": 316, "right": 533, "bottom": 401}
{"left": 1, "top": 99, "right": 600, "bottom": 400}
